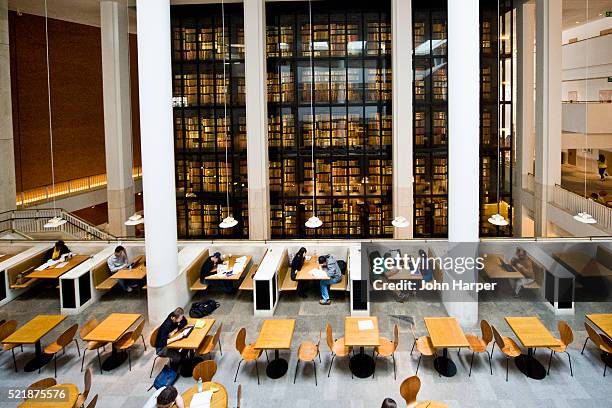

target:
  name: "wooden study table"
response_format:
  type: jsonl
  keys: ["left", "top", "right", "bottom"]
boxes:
{"left": 295, "top": 257, "right": 328, "bottom": 280}
{"left": 27, "top": 255, "right": 89, "bottom": 279}
{"left": 415, "top": 401, "right": 448, "bottom": 408}
{"left": 585, "top": 314, "right": 612, "bottom": 368}
{"left": 168, "top": 318, "right": 215, "bottom": 377}
{"left": 482, "top": 254, "right": 526, "bottom": 279}
{"left": 82, "top": 313, "right": 142, "bottom": 371}
{"left": 505, "top": 316, "right": 561, "bottom": 380}
{"left": 254, "top": 319, "right": 296, "bottom": 379}
{"left": 206, "top": 255, "right": 252, "bottom": 281}
{"left": 3, "top": 314, "right": 66, "bottom": 372}
{"left": 18, "top": 384, "right": 79, "bottom": 408}
{"left": 424, "top": 317, "right": 469, "bottom": 377}
{"left": 178, "top": 382, "right": 228, "bottom": 408}
{"left": 553, "top": 251, "right": 612, "bottom": 277}
{"left": 111, "top": 255, "right": 147, "bottom": 280}
{"left": 344, "top": 316, "right": 380, "bottom": 378}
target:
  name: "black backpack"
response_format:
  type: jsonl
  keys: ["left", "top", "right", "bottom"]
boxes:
{"left": 189, "top": 300, "right": 220, "bottom": 318}
{"left": 337, "top": 260, "right": 347, "bottom": 275}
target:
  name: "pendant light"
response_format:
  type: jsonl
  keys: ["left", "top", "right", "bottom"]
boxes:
{"left": 305, "top": 0, "right": 322, "bottom": 229}
{"left": 42, "top": 0, "right": 66, "bottom": 229}
{"left": 574, "top": 0, "right": 596, "bottom": 224}
{"left": 123, "top": 0, "right": 144, "bottom": 227}
{"left": 488, "top": 7, "right": 509, "bottom": 228}
{"left": 219, "top": 0, "right": 238, "bottom": 229}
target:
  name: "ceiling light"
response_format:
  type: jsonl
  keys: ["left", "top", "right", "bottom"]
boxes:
{"left": 44, "top": 216, "right": 67, "bottom": 229}
{"left": 220, "top": 216, "right": 238, "bottom": 229}
{"left": 488, "top": 213, "right": 509, "bottom": 226}
{"left": 573, "top": 212, "right": 596, "bottom": 224}
{"left": 392, "top": 216, "right": 410, "bottom": 228}
{"left": 305, "top": 216, "right": 323, "bottom": 229}
{"left": 125, "top": 213, "right": 144, "bottom": 226}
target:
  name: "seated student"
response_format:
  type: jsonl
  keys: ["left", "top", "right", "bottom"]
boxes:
{"left": 510, "top": 248, "right": 535, "bottom": 297}
{"left": 418, "top": 249, "right": 434, "bottom": 282}
{"left": 143, "top": 385, "right": 185, "bottom": 408}
{"left": 380, "top": 398, "right": 397, "bottom": 408}
{"left": 290, "top": 247, "right": 308, "bottom": 298}
{"left": 318, "top": 254, "right": 342, "bottom": 305}
{"left": 107, "top": 245, "right": 137, "bottom": 292}
{"left": 199, "top": 251, "right": 234, "bottom": 294}
{"left": 44, "top": 240, "right": 71, "bottom": 262}
{"left": 155, "top": 307, "right": 188, "bottom": 370}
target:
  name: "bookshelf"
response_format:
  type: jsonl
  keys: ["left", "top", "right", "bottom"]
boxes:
{"left": 172, "top": 5, "right": 248, "bottom": 239}
{"left": 266, "top": 0, "right": 393, "bottom": 238}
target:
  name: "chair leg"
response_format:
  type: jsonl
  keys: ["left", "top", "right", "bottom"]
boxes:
{"left": 547, "top": 350, "right": 554, "bottom": 375}
{"left": 349, "top": 356, "right": 353, "bottom": 379}
{"left": 328, "top": 354, "right": 336, "bottom": 377}
{"left": 54, "top": 354, "right": 57, "bottom": 378}
{"left": 458, "top": 348, "right": 461, "bottom": 357}
{"left": 486, "top": 350, "right": 492, "bottom": 375}
{"left": 234, "top": 359, "right": 243, "bottom": 382}
{"left": 372, "top": 354, "right": 377, "bottom": 379}
{"left": 469, "top": 352, "right": 475, "bottom": 377}
{"left": 505, "top": 357, "right": 509, "bottom": 382}
{"left": 581, "top": 338, "right": 588, "bottom": 354}
{"left": 566, "top": 352, "right": 573, "bottom": 377}
{"left": 141, "top": 335, "right": 147, "bottom": 351}
{"left": 150, "top": 356, "right": 159, "bottom": 378}
{"left": 293, "top": 360, "right": 300, "bottom": 384}
{"left": 392, "top": 353, "right": 396, "bottom": 380}
{"left": 218, "top": 340, "right": 223, "bottom": 356}
{"left": 97, "top": 349, "right": 102, "bottom": 375}
{"left": 74, "top": 339, "right": 81, "bottom": 357}
{"left": 491, "top": 342, "right": 495, "bottom": 356}
{"left": 265, "top": 350, "right": 269, "bottom": 362}
{"left": 127, "top": 350, "right": 131, "bottom": 371}
{"left": 604, "top": 358, "right": 607, "bottom": 377}
{"left": 416, "top": 355, "right": 422, "bottom": 375}
{"left": 313, "top": 361, "right": 317, "bottom": 386}
{"left": 11, "top": 348, "right": 17, "bottom": 372}
{"left": 255, "top": 360, "right": 260, "bottom": 385}
{"left": 410, "top": 340, "right": 416, "bottom": 355}
{"left": 81, "top": 348, "right": 87, "bottom": 372}
{"left": 20, "top": 345, "right": 23, "bottom": 352}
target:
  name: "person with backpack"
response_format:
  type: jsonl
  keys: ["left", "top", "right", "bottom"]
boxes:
{"left": 318, "top": 254, "right": 342, "bottom": 305}
{"left": 143, "top": 385, "right": 184, "bottom": 408}
{"left": 155, "top": 308, "right": 188, "bottom": 370}
{"left": 290, "top": 247, "right": 308, "bottom": 298}
{"left": 199, "top": 251, "right": 234, "bottom": 294}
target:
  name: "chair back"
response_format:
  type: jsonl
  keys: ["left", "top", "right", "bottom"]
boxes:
{"left": 0, "top": 320, "right": 17, "bottom": 342}
{"left": 480, "top": 320, "right": 493, "bottom": 345}
{"left": 602, "top": 334, "right": 612, "bottom": 352}
{"left": 57, "top": 324, "right": 79, "bottom": 348}
{"left": 399, "top": 375, "right": 421, "bottom": 406}
{"left": 27, "top": 378, "right": 56, "bottom": 391}
{"left": 584, "top": 322, "right": 603, "bottom": 348}
{"left": 491, "top": 326, "right": 506, "bottom": 351}
{"left": 192, "top": 360, "right": 217, "bottom": 382}
{"left": 236, "top": 384, "right": 242, "bottom": 408}
{"left": 85, "top": 394, "right": 98, "bottom": 408}
{"left": 131, "top": 319, "right": 145, "bottom": 341}
{"left": 558, "top": 320, "right": 573, "bottom": 346}
{"left": 316, "top": 330, "right": 322, "bottom": 351}
{"left": 83, "top": 368, "right": 93, "bottom": 400}
{"left": 325, "top": 324, "right": 334, "bottom": 350}
{"left": 212, "top": 323, "right": 223, "bottom": 347}
{"left": 392, "top": 324, "right": 400, "bottom": 352}
{"left": 79, "top": 319, "right": 98, "bottom": 340}
{"left": 149, "top": 327, "right": 159, "bottom": 348}
{"left": 235, "top": 328, "right": 247, "bottom": 354}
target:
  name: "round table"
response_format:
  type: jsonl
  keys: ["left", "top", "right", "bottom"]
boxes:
{"left": 18, "top": 384, "right": 79, "bottom": 408}
{"left": 180, "top": 382, "right": 228, "bottom": 408}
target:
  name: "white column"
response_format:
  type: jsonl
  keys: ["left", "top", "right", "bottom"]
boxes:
{"left": 534, "top": 0, "right": 562, "bottom": 237}
{"left": 136, "top": 0, "right": 179, "bottom": 324}
{"left": 244, "top": 0, "right": 270, "bottom": 240}
{"left": 0, "top": 0, "right": 16, "bottom": 213}
{"left": 101, "top": 0, "right": 135, "bottom": 237}
{"left": 515, "top": 1, "right": 536, "bottom": 237}
{"left": 448, "top": 0, "right": 480, "bottom": 242}
{"left": 391, "top": 0, "right": 413, "bottom": 239}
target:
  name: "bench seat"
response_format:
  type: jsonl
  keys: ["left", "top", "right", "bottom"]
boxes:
{"left": 280, "top": 267, "right": 298, "bottom": 292}
{"left": 238, "top": 265, "right": 258, "bottom": 291}
{"left": 331, "top": 273, "right": 348, "bottom": 291}
{"left": 10, "top": 278, "right": 38, "bottom": 290}
{"left": 190, "top": 280, "right": 209, "bottom": 291}
{"left": 95, "top": 277, "right": 118, "bottom": 291}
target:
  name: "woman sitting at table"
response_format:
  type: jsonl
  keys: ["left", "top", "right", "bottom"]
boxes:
{"left": 510, "top": 248, "right": 535, "bottom": 298}
{"left": 143, "top": 385, "right": 185, "bottom": 408}
{"left": 107, "top": 245, "right": 137, "bottom": 293}
{"left": 199, "top": 251, "right": 234, "bottom": 294}
{"left": 290, "top": 247, "right": 308, "bottom": 298}
{"left": 44, "top": 240, "right": 71, "bottom": 262}
{"left": 155, "top": 307, "right": 188, "bottom": 371}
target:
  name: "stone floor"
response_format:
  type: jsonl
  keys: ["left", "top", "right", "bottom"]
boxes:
{"left": 561, "top": 164, "right": 612, "bottom": 207}
{"left": 0, "top": 284, "right": 611, "bottom": 408}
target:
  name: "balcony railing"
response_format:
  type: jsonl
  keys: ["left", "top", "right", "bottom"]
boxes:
{"left": 16, "top": 167, "right": 142, "bottom": 207}
{"left": 552, "top": 184, "right": 612, "bottom": 233}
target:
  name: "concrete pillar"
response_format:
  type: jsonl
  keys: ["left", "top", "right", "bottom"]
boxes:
{"left": 514, "top": 1, "right": 536, "bottom": 237}
{"left": 136, "top": 0, "right": 179, "bottom": 325}
{"left": 0, "top": 0, "right": 16, "bottom": 213}
{"left": 100, "top": 0, "right": 135, "bottom": 237}
{"left": 534, "top": 0, "right": 562, "bottom": 237}
{"left": 446, "top": 0, "right": 480, "bottom": 326}
{"left": 391, "top": 0, "right": 413, "bottom": 239}
{"left": 244, "top": 0, "right": 270, "bottom": 240}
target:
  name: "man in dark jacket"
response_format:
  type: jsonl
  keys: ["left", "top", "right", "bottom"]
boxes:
{"left": 199, "top": 252, "right": 234, "bottom": 293}
{"left": 155, "top": 307, "right": 188, "bottom": 369}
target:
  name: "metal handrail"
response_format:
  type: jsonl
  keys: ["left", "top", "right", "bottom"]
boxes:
{"left": 552, "top": 184, "right": 612, "bottom": 233}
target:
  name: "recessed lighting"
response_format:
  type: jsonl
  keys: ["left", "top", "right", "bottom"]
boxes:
{"left": 575, "top": 21, "right": 580, "bottom": 24}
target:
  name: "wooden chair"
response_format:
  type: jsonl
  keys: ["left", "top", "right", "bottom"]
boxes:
{"left": 85, "top": 394, "right": 98, "bottom": 408}
{"left": 75, "top": 368, "right": 93, "bottom": 408}
{"left": 409, "top": 323, "right": 436, "bottom": 376}
{"left": 234, "top": 328, "right": 263, "bottom": 385}
{"left": 79, "top": 319, "right": 107, "bottom": 374}
{"left": 463, "top": 319, "right": 493, "bottom": 377}
{"left": 42, "top": 323, "right": 80, "bottom": 377}
{"left": 294, "top": 330, "right": 322, "bottom": 386}
{"left": 399, "top": 375, "right": 420, "bottom": 407}
{"left": 26, "top": 377, "right": 56, "bottom": 392}
{"left": 149, "top": 327, "right": 168, "bottom": 378}
{"left": 325, "top": 323, "right": 352, "bottom": 378}
{"left": 113, "top": 319, "right": 146, "bottom": 371}
{"left": 374, "top": 324, "right": 399, "bottom": 379}
{"left": 192, "top": 360, "right": 217, "bottom": 382}
{"left": 197, "top": 323, "right": 223, "bottom": 359}
{"left": 582, "top": 322, "right": 612, "bottom": 377}
{"left": 547, "top": 320, "right": 574, "bottom": 377}
{"left": 0, "top": 320, "right": 20, "bottom": 372}
{"left": 236, "top": 384, "right": 242, "bottom": 408}
{"left": 491, "top": 326, "right": 522, "bottom": 381}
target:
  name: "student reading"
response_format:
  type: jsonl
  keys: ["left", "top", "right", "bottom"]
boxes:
{"left": 155, "top": 307, "right": 188, "bottom": 370}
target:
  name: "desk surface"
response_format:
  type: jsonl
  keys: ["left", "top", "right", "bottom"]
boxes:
{"left": 424, "top": 317, "right": 469, "bottom": 349}
{"left": 82, "top": 313, "right": 141, "bottom": 343}
{"left": 18, "top": 384, "right": 79, "bottom": 408}
{"left": 505, "top": 316, "right": 561, "bottom": 348}
{"left": 112, "top": 255, "right": 147, "bottom": 280}
{"left": 3, "top": 315, "right": 66, "bottom": 345}
{"left": 179, "top": 382, "right": 228, "bottom": 408}
{"left": 295, "top": 257, "right": 329, "bottom": 281}
{"left": 482, "top": 254, "right": 525, "bottom": 279}
{"left": 27, "top": 255, "right": 89, "bottom": 279}
{"left": 415, "top": 401, "right": 448, "bottom": 408}
{"left": 554, "top": 252, "right": 612, "bottom": 277}
{"left": 254, "top": 319, "right": 296, "bottom": 350}
{"left": 345, "top": 316, "right": 380, "bottom": 347}
{"left": 206, "top": 255, "right": 252, "bottom": 281}
{"left": 168, "top": 318, "right": 215, "bottom": 350}
{"left": 586, "top": 313, "right": 612, "bottom": 338}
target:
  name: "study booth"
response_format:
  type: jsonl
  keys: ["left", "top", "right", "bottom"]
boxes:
{"left": 0, "top": 243, "right": 51, "bottom": 307}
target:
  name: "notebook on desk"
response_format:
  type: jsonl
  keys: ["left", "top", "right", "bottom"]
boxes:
{"left": 181, "top": 325, "right": 195, "bottom": 338}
